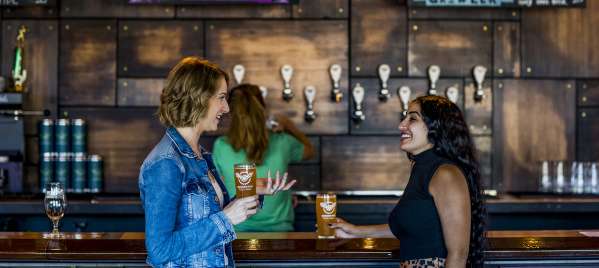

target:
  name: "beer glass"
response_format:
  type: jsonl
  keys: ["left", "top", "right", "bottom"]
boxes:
{"left": 316, "top": 193, "right": 337, "bottom": 238}
{"left": 234, "top": 163, "right": 257, "bottom": 198}
{"left": 44, "top": 182, "right": 67, "bottom": 237}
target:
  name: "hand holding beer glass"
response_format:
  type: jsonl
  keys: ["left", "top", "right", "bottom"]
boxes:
{"left": 234, "top": 163, "right": 257, "bottom": 209}
{"left": 316, "top": 193, "right": 337, "bottom": 238}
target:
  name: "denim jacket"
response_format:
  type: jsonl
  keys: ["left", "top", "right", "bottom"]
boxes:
{"left": 139, "top": 126, "right": 237, "bottom": 268}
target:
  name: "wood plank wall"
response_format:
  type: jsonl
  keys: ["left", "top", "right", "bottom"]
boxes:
{"left": 1, "top": 0, "right": 598, "bottom": 194}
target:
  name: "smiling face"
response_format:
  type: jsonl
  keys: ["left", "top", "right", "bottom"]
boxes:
{"left": 197, "top": 78, "right": 229, "bottom": 133}
{"left": 398, "top": 102, "right": 434, "bottom": 155}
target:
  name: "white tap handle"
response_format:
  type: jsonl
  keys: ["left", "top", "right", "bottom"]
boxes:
{"left": 378, "top": 64, "right": 390, "bottom": 89}
{"left": 428, "top": 65, "right": 440, "bottom": 89}
{"left": 353, "top": 84, "right": 365, "bottom": 110}
{"left": 281, "top": 64, "right": 293, "bottom": 88}
{"left": 399, "top": 86, "right": 411, "bottom": 110}
{"left": 330, "top": 64, "right": 342, "bottom": 89}
{"left": 233, "top": 64, "right": 245, "bottom": 85}
{"left": 446, "top": 86, "right": 459, "bottom": 103}
{"left": 259, "top": 86, "right": 267, "bottom": 100}
{"left": 473, "top": 65, "right": 486, "bottom": 89}
{"left": 305, "top": 86, "right": 316, "bottom": 109}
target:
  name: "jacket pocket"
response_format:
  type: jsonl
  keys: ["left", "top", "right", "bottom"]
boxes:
{"left": 183, "top": 180, "right": 210, "bottom": 220}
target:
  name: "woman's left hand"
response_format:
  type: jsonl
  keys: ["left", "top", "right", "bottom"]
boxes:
{"left": 256, "top": 170, "right": 296, "bottom": 196}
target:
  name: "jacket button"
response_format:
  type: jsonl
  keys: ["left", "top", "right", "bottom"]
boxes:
{"left": 216, "top": 248, "right": 221, "bottom": 254}
{"left": 215, "top": 196, "right": 219, "bottom": 201}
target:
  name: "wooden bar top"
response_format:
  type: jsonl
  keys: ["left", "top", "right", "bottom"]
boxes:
{"left": 1, "top": 230, "right": 598, "bottom": 261}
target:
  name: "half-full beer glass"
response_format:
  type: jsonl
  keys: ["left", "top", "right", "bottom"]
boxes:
{"left": 234, "top": 163, "right": 257, "bottom": 198}
{"left": 316, "top": 193, "right": 337, "bottom": 238}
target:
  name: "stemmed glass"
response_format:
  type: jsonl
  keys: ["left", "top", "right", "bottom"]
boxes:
{"left": 44, "top": 182, "right": 67, "bottom": 237}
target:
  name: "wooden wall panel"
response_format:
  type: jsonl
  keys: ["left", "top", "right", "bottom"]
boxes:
{"left": 1, "top": 20, "right": 58, "bottom": 135}
{"left": 2, "top": 7, "right": 58, "bottom": 19}
{"left": 577, "top": 108, "right": 599, "bottom": 161}
{"left": 59, "top": 20, "right": 116, "bottom": 106}
{"left": 464, "top": 78, "right": 493, "bottom": 135}
{"left": 177, "top": 5, "right": 289, "bottom": 19}
{"left": 117, "top": 78, "right": 165, "bottom": 107}
{"left": 292, "top": 0, "right": 348, "bottom": 19}
{"left": 288, "top": 164, "right": 320, "bottom": 191}
{"left": 205, "top": 20, "right": 348, "bottom": 135}
{"left": 118, "top": 20, "right": 203, "bottom": 78}
{"left": 493, "top": 79, "right": 576, "bottom": 192}
{"left": 60, "top": 0, "right": 174, "bottom": 18}
{"left": 493, "top": 22, "right": 520, "bottom": 78}
{"left": 351, "top": 0, "right": 406, "bottom": 77}
{"left": 322, "top": 136, "right": 411, "bottom": 191}
{"left": 578, "top": 80, "right": 599, "bottom": 107}
{"left": 350, "top": 78, "right": 464, "bottom": 135}
{"left": 473, "top": 135, "right": 493, "bottom": 190}
{"left": 59, "top": 108, "right": 165, "bottom": 194}
{"left": 408, "top": 7, "right": 520, "bottom": 20}
{"left": 408, "top": 21, "right": 493, "bottom": 77}
{"left": 302, "top": 136, "right": 320, "bottom": 165}
{"left": 521, "top": 0, "right": 599, "bottom": 78}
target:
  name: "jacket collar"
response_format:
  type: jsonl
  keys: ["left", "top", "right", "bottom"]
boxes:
{"left": 166, "top": 126, "right": 209, "bottom": 159}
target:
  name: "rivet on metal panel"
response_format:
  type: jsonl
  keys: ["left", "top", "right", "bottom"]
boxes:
{"left": 498, "top": 68, "right": 504, "bottom": 74}
{"left": 281, "top": 9, "right": 285, "bottom": 13}
{"left": 355, "top": 67, "right": 360, "bottom": 72}
{"left": 498, "top": 83, "right": 503, "bottom": 88}
{"left": 483, "top": 26, "right": 488, "bottom": 31}
{"left": 123, "top": 66, "right": 128, "bottom": 72}
{"left": 498, "top": 26, "right": 502, "bottom": 31}
{"left": 526, "top": 67, "right": 531, "bottom": 73}
{"left": 339, "top": 24, "right": 343, "bottom": 29}
{"left": 7, "top": 26, "right": 11, "bottom": 30}
{"left": 583, "top": 84, "right": 587, "bottom": 89}
{"left": 567, "top": 84, "right": 571, "bottom": 89}
{"left": 512, "top": 26, "right": 516, "bottom": 31}
{"left": 339, "top": 8, "right": 343, "bottom": 13}
{"left": 412, "top": 9, "right": 417, "bottom": 14}
{"left": 397, "top": 67, "right": 403, "bottom": 72}
{"left": 105, "top": 96, "right": 110, "bottom": 100}
{"left": 582, "top": 112, "right": 586, "bottom": 118}
{"left": 6, "top": 9, "right": 10, "bottom": 13}
{"left": 165, "top": 8, "right": 170, "bottom": 13}
{"left": 66, "top": 7, "right": 69, "bottom": 12}
{"left": 210, "top": 25, "right": 214, "bottom": 30}
{"left": 413, "top": 25, "right": 418, "bottom": 31}
{"left": 107, "top": 26, "right": 111, "bottom": 30}
{"left": 123, "top": 82, "right": 128, "bottom": 87}
{"left": 482, "top": 125, "right": 487, "bottom": 130}
{"left": 124, "top": 26, "right": 128, "bottom": 31}
{"left": 64, "top": 111, "right": 68, "bottom": 116}
{"left": 65, "top": 25, "right": 70, "bottom": 30}
{"left": 49, "top": 9, "right": 53, "bottom": 14}
{"left": 582, "top": 96, "right": 587, "bottom": 102}
{"left": 413, "top": 67, "right": 418, "bottom": 72}
{"left": 181, "top": 8, "right": 186, "bottom": 12}
{"left": 49, "top": 26, "right": 53, "bottom": 31}
{"left": 123, "top": 97, "right": 127, "bottom": 102}
{"left": 298, "top": 8, "right": 302, "bottom": 13}
{"left": 194, "top": 26, "right": 198, "bottom": 31}
{"left": 512, "top": 11, "right": 516, "bottom": 16}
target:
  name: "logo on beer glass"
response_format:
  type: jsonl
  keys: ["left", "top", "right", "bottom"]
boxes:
{"left": 235, "top": 171, "right": 254, "bottom": 185}
{"left": 320, "top": 202, "right": 336, "bottom": 215}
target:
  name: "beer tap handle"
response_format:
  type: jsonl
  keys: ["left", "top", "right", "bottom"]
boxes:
{"left": 233, "top": 64, "right": 245, "bottom": 85}
{"left": 281, "top": 64, "right": 294, "bottom": 101}
{"left": 428, "top": 65, "right": 440, "bottom": 95}
{"left": 330, "top": 64, "right": 343, "bottom": 102}
{"left": 304, "top": 86, "right": 317, "bottom": 123}
{"left": 378, "top": 64, "right": 391, "bottom": 101}
{"left": 259, "top": 86, "right": 268, "bottom": 101}
{"left": 446, "top": 86, "right": 459, "bottom": 103}
{"left": 398, "top": 86, "right": 411, "bottom": 120}
{"left": 352, "top": 84, "right": 366, "bottom": 122}
{"left": 473, "top": 65, "right": 486, "bottom": 102}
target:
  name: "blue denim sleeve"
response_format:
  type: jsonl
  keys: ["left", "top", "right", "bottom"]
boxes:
{"left": 141, "top": 158, "right": 236, "bottom": 265}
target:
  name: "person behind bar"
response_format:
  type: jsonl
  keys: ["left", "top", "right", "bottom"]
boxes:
{"left": 138, "top": 57, "right": 295, "bottom": 268}
{"left": 329, "top": 95, "right": 488, "bottom": 268}
{"left": 213, "top": 84, "right": 315, "bottom": 232}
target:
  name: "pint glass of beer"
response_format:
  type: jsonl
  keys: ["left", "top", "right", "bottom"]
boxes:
{"left": 234, "top": 163, "right": 257, "bottom": 198}
{"left": 316, "top": 193, "right": 337, "bottom": 238}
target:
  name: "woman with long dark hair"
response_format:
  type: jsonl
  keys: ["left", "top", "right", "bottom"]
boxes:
{"left": 330, "top": 95, "right": 488, "bottom": 267}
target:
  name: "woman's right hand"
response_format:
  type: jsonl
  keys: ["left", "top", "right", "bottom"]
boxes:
{"left": 223, "top": 195, "right": 259, "bottom": 225}
{"left": 329, "top": 218, "right": 361, "bottom": 238}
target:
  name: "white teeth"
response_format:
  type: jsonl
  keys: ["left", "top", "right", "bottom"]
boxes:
{"left": 402, "top": 134, "right": 411, "bottom": 138}
{"left": 216, "top": 115, "right": 221, "bottom": 119}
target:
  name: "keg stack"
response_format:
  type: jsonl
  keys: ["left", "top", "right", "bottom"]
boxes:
{"left": 39, "top": 119, "right": 103, "bottom": 193}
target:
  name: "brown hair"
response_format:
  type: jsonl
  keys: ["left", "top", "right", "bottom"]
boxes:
{"left": 226, "top": 84, "right": 269, "bottom": 165}
{"left": 157, "top": 57, "right": 229, "bottom": 128}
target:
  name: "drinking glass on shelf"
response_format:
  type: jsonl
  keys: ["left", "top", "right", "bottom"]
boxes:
{"left": 44, "top": 182, "right": 67, "bottom": 237}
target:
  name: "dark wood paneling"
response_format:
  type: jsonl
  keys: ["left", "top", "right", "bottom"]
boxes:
{"left": 206, "top": 20, "right": 348, "bottom": 135}
{"left": 288, "top": 164, "right": 320, "bottom": 191}
{"left": 408, "top": 7, "right": 520, "bottom": 20}
{"left": 59, "top": 20, "right": 116, "bottom": 106}
{"left": 493, "top": 22, "right": 520, "bottom": 78}
{"left": 58, "top": 108, "right": 165, "bottom": 194}
{"left": 493, "top": 79, "right": 576, "bottom": 192}
{"left": 408, "top": 21, "right": 493, "bottom": 77}
{"left": 521, "top": 1, "right": 599, "bottom": 78}
{"left": 464, "top": 77, "right": 493, "bottom": 135}
{"left": 2, "top": 7, "right": 58, "bottom": 18}
{"left": 1, "top": 20, "right": 58, "bottom": 135}
{"left": 177, "top": 5, "right": 290, "bottom": 19}
{"left": 60, "top": 0, "right": 174, "bottom": 18}
{"left": 350, "top": 78, "right": 463, "bottom": 135}
{"left": 351, "top": 0, "right": 406, "bottom": 77}
{"left": 117, "top": 78, "right": 165, "bottom": 107}
{"left": 118, "top": 20, "right": 203, "bottom": 77}
{"left": 322, "top": 136, "right": 411, "bottom": 191}
{"left": 578, "top": 80, "right": 599, "bottom": 107}
{"left": 301, "top": 136, "right": 320, "bottom": 164}
{"left": 292, "top": 0, "right": 348, "bottom": 19}
{"left": 577, "top": 108, "right": 599, "bottom": 161}
{"left": 473, "top": 135, "right": 492, "bottom": 190}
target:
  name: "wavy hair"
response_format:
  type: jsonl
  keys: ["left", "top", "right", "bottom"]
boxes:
{"left": 226, "top": 84, "right": 269, "bottom": 165}
{"left": 157, "top": 57, "right": 229, "bottom": 128}
{"left": 410, "top": 95, "right": 489, "bottom": 267}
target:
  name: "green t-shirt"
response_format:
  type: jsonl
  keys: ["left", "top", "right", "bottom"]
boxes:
{"left": 212, "top": 132, "right": 304, "bottom": 232}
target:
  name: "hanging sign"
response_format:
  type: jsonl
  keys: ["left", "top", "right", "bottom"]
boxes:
{"left": 1, "top": 0, "right": 57, "bottom": 6}
{"left": 407, "top": 0, "right": 585, "bottom": 8}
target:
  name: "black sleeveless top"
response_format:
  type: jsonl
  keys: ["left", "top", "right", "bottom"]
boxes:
{"left": 388, "top": 148, "right": 465, "bottom": 262}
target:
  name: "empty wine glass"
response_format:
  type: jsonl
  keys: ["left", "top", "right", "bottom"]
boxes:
{"left": 44, "top": 182, "right": 67, "bottom": 237}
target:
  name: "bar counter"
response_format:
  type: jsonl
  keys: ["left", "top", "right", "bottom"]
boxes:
{"left": 1, "top": 230, "right": 598, "bottom": 267}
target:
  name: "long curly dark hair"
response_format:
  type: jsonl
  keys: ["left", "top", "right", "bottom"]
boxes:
{"left": 411, "top": 95, "right": 489, "bottom": 267}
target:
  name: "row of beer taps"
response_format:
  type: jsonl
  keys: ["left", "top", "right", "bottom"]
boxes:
{"left": 232, "top": 63, "right": 488, "bottom": 124}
